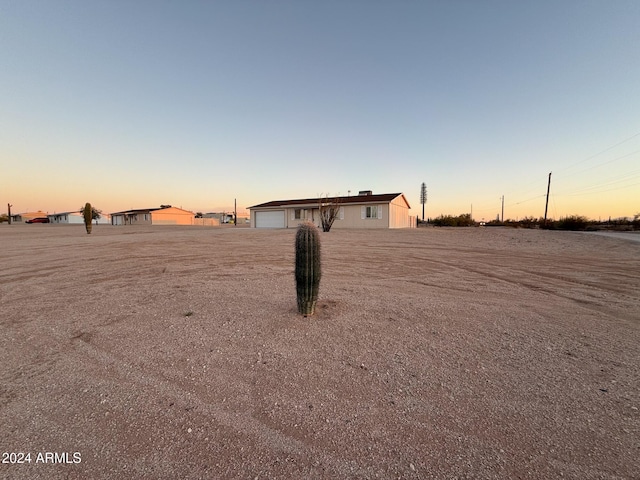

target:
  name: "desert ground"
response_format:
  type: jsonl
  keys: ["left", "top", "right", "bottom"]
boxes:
{"left": 1, "top": 224, "right": 638, "bottom": 479}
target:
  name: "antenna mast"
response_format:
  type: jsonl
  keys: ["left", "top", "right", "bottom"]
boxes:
{"left": 420, "top": 182, "right": 427, "bottom": 221}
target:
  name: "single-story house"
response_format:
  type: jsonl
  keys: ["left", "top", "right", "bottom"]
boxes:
{"left": 111, "top": 206, "right": 197, "bottom": 226}
{"left": 248, "top": 191, "right": 413, "bottom": 229}
{"left": 10, "top": 211, "right": 49, "bottom": 223}
{"left": 48, "top": 211, "right": 111, "bottom": 224}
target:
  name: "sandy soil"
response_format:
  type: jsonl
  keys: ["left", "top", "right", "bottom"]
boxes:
{"left": 1, "top": 224, "right": 638, "bottom": 479}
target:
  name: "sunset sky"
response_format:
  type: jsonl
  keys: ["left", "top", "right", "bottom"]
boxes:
{"left": 2, "top": 1, "right": 639, "bottom": 221}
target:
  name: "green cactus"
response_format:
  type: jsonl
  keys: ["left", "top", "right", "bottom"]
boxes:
{"left": 295, "top": 221, "right": 322, "bottom": 316}
{"left": 83, "top": 202, "right": 93, "bottom": 234}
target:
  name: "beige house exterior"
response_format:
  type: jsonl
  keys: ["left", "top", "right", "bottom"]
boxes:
{"left": 110, "top": 206, "right": 216, "bottom": 226}
{"left": 249, "top": 192, "right": 413, "bottom": 229}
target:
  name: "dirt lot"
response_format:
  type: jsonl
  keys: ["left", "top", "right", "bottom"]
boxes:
{"left": 1, "top": 224, "right": 638, "bottom": 479}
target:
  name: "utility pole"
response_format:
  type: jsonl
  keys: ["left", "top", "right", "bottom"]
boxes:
{"left": 501, "top": 195, "right": 504, "bottom": 223}
{"left": 420, "top": 182, "right": 427, "bottom": 222}
{"left": 7, "top": 203, "right": 12, "bottom": 225}
{"left": 234, "top": 198, "right": 237, "bottom": 227}
{"left": 544, "top": 172, "right": 552, "bottom": 227}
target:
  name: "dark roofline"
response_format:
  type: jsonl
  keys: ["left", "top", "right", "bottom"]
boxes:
{"left": 110, "top": 206, "right": 196, "bottom": 216}
{"left": 110, "top": 207, "right": 164, "bottom": 215}
{"left": 249, "top": 193, "right": 410, "bottom": 209}
{"left": 47, "top": 211, "right": 82, "bottom": 216}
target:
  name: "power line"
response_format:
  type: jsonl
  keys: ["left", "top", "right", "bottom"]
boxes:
{"left": 565, "top": 149, "right": 640, "bottom": 177}
{"left": 555, "top": 168, "right": 640, "bottom": 195}
{"left": 562, "top": 180, "right": 640, "bottom": 197}
{"left": 511, "top": 194, "right": 547, "bottom": 206}
{"left": 555, "top": 130, "right": 640, "bottom": 174}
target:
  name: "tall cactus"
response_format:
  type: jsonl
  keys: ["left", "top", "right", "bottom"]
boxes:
{"left": 295, "top": 221, "right": 321, "bottom": 316}
{"left": 83, "top": 202, "right": 93, "bottom": 234}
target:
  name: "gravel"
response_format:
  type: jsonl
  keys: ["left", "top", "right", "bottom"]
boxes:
{"left": 1, "top": 224, "right": 638, "bottom": 479}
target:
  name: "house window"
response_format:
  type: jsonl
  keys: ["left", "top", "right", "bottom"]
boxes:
{"left": 294, "top": 209, "right": 302, "bottom": 220}
{"left": 361, "top": 205, "right": 383, "bottom": 220}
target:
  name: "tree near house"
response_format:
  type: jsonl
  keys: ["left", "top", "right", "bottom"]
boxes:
{"left": 318, "top": 195, "right": 341, "bottom": 232}
{"left": 79, "top": 205, "right": 102, "bottom": 224}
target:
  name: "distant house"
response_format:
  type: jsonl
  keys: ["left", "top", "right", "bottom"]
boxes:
{"left": 110, "top": 206, "right": 198, "bottom": 226}
{"left": 203, "top": 212, "right": 250, "bottom": 225}
{"left": 248, "top": 191, "right": 413, "bottom": 229}
{"left": 10, "top": 211, "right": 49, "bottom": 223}
{"left": 203, "top": 212, "right": 235, "bottom": 224}
{"left": 48, "top": 211, "right": 111, "bottom": 224}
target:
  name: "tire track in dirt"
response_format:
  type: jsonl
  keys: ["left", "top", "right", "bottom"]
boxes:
{"left": 382, "top": 252, "right": 639, "bottom": 320}
{"left": 59, "top": 328, "right": 361, "bottom": 477}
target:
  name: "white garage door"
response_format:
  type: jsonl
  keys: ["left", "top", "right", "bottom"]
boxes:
{"left": 255, "top": 210, "right": 285, "bottom": 228}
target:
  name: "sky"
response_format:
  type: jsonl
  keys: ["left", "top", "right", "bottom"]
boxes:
{"left": 1, "top": 0, "right": 639, "bottom": 221}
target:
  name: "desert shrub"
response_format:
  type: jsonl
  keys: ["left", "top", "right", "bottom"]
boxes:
{"left": 519, "top": 216, "right": 541, "bottom": 228}
{"left": 499, "top": 217, "right": 543, "bottom": 228}
{"left": 556, "top": 215, "right": 590, "bottom": 231}
{"left": 319, "top": 195, "right": 341, "bottom": 232}
{"left": 432, "top": 213, "right": 474, "bottom": 227}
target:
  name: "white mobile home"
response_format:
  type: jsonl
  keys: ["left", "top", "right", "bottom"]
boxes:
{"left": 48, "top": 211, "right": 111, "bottom": 224}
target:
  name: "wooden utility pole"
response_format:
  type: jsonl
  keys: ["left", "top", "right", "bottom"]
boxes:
{"left": 544, "top": 172, "right": 552, "bottom": 226}
{"left": 234, "top": 198, "right": 237, "bottom": 227}
{"left": 501, "top": 195, "right": 504, "bottom": 222}
{"left": 7, "top": 203, "right": 12, "bottom": 225}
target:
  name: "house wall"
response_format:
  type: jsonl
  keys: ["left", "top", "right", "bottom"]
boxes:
{"left": 50, "top": 213, "right": 112, "bottom": 224}
{"left": 388, "top": 197, "right": 411, "bottom": 228}
{"left": 49, "top": 213, "right": 83, "bottom": 224}
{"left": 285, "top": 206, "right": 320, "bottom": 229}
{"left": 112, "top": 213, "right": 152, "bottom": 226}
{"left": 152, "top": 207, "right": 195, "bottom": 225}
{"left": 284, "top": 204, "right": 389, "bottom": 229}
{"left": 333, "top": 204, "right": 388, "bottom": 229}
